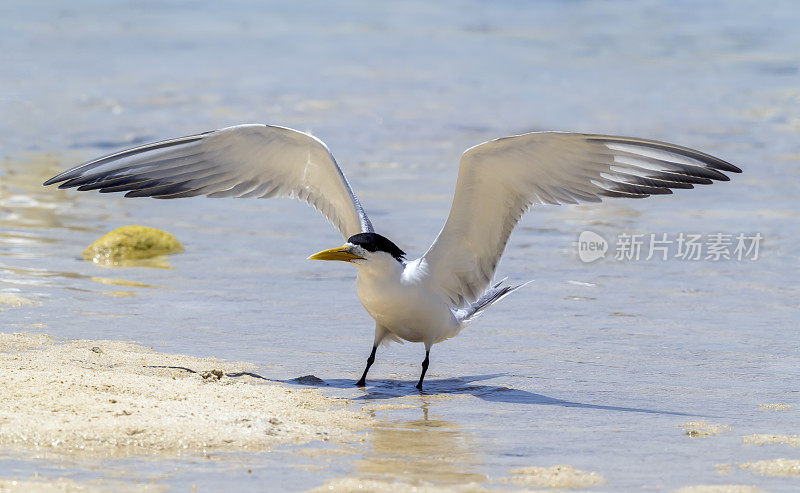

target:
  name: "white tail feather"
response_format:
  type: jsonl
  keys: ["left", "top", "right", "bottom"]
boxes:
{"left": 455, "top": 278, "right": 531, "bottom": 325}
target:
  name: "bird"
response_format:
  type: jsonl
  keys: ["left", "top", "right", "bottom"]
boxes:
{"left": 44, "top": 124, "right": 741, "bottom": 389}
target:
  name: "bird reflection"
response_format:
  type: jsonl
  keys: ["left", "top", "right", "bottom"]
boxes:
{"left": 354, "top": 402, "right": 488, "bottom": 486}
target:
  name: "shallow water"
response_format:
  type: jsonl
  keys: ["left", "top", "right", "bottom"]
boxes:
{"left": 2, "top": 0, "right": 799, "bottom": 491}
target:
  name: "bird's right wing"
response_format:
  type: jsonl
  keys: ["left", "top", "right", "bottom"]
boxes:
{"left": 421, "top": 132, "right": 741, "bottom": 306}
{"left": 44, "top": 124, "right": 373, "bottom": 239}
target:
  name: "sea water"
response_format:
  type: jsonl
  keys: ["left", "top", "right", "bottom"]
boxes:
{"left": 2, "top": 1, "right": 799, "bottom": 490}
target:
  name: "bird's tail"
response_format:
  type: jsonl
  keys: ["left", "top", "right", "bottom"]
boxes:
{"left": 455, "top": 278, "right": 531, "bottom": 325}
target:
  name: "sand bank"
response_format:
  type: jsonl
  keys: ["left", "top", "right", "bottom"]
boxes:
{"left": 314, "top": 464, "right": 607, "bottom": 492}
{"left": 309, "top": 478, "right": 493, "bottom": 492}
{"left": 672, "top": 486, "right": 764, "bottom": 493}
{"left": 0, "top": 476, "right": 166, "bottom": 493}
{"left": 758, "top": 403, "right": 792, "bottom": 410}
{"left": 742, "top": 434, "right": 800, "bottom": 447}
{"left": 0, "top": 333, "right": 373, "bottom": 457}
{"left": 680, "top": 421, "right": 732, "bottom": 438}
{"left": 503, "top": 465, "right": 606, "bottom": 489}
{"left": 739, "top": 459, "right": 800, "bottom": 477}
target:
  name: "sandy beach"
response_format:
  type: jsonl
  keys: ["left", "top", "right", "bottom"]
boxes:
{"left": 0, "top": 332, "right": 373, "bottom": 458}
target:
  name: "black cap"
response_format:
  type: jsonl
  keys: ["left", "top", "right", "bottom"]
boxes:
{"left": 347, "top": 233, "right": 405, "bottom": 262}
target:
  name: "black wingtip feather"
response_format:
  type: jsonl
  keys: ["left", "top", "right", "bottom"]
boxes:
{"left": 41, "top": 132, "right": 210, "bottom": 189}
{"left": 705, "top": 158, "right": 741, "bottom": 174}
{"left": 589, "top": 135, "right": 742, "bottom": 177}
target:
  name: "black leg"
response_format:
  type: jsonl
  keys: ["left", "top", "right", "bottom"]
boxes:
{"left": 415, "top": 350, "right": 430, "bottom": 390}
{"left": 356, "top": 346, "right": 377, "bottom": 387}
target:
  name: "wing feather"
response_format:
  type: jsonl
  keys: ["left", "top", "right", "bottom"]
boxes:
{"left": 421, "top": 132, "right": 740, "bottom": 307}
{"left": 44, "top": 124, "right": 373, "bottom": 239}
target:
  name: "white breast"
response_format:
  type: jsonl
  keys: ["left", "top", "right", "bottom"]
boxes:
{"left": 355, "top": 258, "right": 460, "bottom": 345}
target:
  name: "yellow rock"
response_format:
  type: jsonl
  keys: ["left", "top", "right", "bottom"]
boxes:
{"left": 83, "top": 226, "right": 183, "bottom": 266}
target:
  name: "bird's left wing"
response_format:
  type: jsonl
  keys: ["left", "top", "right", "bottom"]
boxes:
{"left": 421, "top": 132, "right": 741, "bottom": 306}
{"left": 44, "top": 124, "right": 373, "bottom": 239}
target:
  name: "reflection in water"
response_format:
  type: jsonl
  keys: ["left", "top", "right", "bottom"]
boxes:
{"left": 0, "top": 154, "right": 85, "bottom": 232}
{"left": 86, "top": 256, "right": 175, "bottom": 269}
{"left": 354, "top": 403, "right": 487, "bottom": 486}
{"left": 1, "top": 154, "right": 90, "bottom": 290}
{"left": 0, "top": 263, "right": 86, "bottom": 294}
{"left": 0, "top": 259, "right": 160, "bottom": 292}
{"left": 1, "top": 264, "right": 88, "bottom": 282}
{"left": 89, "top": 277, "right": 160, "bottom": 288}
{"left": 293, "top": 373, "right": 697, "bottom": 490}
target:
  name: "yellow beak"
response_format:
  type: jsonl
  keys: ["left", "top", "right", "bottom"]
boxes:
{"left": 307, "top": 245, "right": 364, "bottom": 262}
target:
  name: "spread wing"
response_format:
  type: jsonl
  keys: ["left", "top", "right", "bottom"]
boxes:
{"left": 44, "top": 124, "right": 373, "bottom": 239}
{"left": 421, "top": 132, "right": 741, "bottom": 306}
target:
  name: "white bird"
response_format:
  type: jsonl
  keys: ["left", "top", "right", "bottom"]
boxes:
{"left": 44, "top": 124, "right": 740, "bottom": 389}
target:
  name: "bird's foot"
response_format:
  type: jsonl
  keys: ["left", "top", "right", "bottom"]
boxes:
{"left": 415, "top": 382, "right": 423, "bottom": 390}
{"left": 355, "top": 379, "right": 366, "bottom": 387}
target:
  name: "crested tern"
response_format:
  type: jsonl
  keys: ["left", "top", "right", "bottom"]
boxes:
{"left": 44, "top": 124, "right": 740, "bottom": 389}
